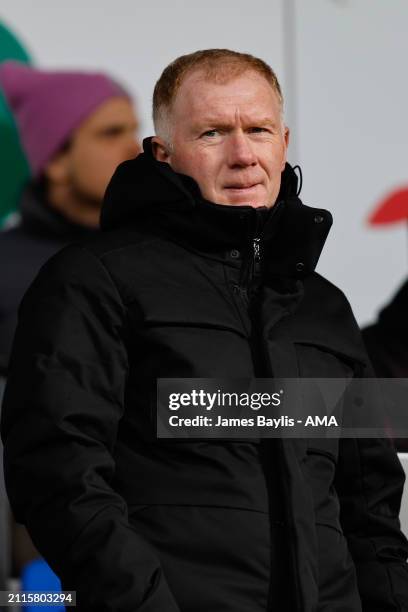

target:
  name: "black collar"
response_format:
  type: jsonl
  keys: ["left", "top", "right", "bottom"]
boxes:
{"left": 101, "top": 138, "right": 333, "bottom": 278}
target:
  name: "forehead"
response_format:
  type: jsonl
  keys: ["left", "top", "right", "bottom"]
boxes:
{"left": 172, "top": 69, "right": 281, "bottom": 124}
{"left": 79, "top": 97, "right": 137, "bottom": 132}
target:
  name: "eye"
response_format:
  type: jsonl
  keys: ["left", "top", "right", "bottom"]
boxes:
{"left": 99, "top": 126, "right": 125, "bottom": 138}
{"left": 201, "top": 129, "right": 220, "bottom": 138}
{"left": 248, "top": 127, "right": 268, "bottom": 134}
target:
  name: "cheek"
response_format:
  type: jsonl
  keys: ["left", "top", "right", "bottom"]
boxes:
{"left": 71, "top": 144, "right": 96, "bottom": 175}
{"left": 172, "top": 148, "right": 217, "bottom": 182}
{"left": 262, "top": 144, "right": 286, "bottom": 176}
{"left": 75, "top": 146, "right": 120, "bottom": 182}
{"left": 69, "top": 147, "right": 118, "bottom": 198}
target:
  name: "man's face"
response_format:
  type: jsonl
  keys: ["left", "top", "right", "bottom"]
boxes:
{"left": 51, "top": 96, "right": 141, "bottom": 204}
{"left": 153, "top": 70, "right": 289, "bottom": 208}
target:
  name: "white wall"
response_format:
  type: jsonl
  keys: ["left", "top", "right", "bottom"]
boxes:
{"left": 1, "top": 1, "right": 408, "bottom": 324}
{"left": 0, "top": 0, "right": 284, "bottom": 139}
{"left": 294, "top": 0, "right": 408, "bottom": 324}
{"left": 398, "top": 454, "right": 408, "bottom": 537}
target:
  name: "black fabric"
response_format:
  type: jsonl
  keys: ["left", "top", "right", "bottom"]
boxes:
{"left": 0, "top": 184, "right": 95, "bottom": 374}
{"left": 362, "top": 279, "right": 408, "bottom": 452}
{"left": 362, "top": 279, "right": 408, "bottom": 378}
{"left": 2, "top": 146, "right": 408, "bottom": 611}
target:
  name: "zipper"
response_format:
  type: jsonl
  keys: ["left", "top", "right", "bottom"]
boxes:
{"left": 234, "top": 205, "right": 302, "bottom": 610}
{"left": 253, "top": 237, "right": 261, "bottom": 260}
{"left": 235, "top": 201, "right": 283, "bottom": 306}
{"left": 238, "top": 209, "right": 264, "bottom": 292}
{"left": 253, "top": 237, "right": 261, "bottom": 277}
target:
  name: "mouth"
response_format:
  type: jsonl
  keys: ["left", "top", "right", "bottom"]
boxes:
{"left": 224, "top": 182, "right": 261, "bottom": 192}
{"left": 221, "top": 182, "right": 266, "bottom": 207}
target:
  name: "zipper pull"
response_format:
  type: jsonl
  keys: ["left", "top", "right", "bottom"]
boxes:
{"left": 253, "top": 237, "right": 261, "bottom": 263}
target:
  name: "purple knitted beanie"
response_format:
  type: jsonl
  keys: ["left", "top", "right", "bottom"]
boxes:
{"left": 0, "top": 61, "right": 129, "bottom": 176}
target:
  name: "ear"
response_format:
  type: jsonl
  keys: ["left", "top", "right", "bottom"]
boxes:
{"left": 284, "top": 126, "right": 290, "bottom": 148}
{"left": 151, "top": 136, "right": 171, "bottom": 162}
{"left": 281, "top": 126, "right": 290, "bottom": 170}
{"left": 44, "top": 150, "right": 70, "bottom": 184}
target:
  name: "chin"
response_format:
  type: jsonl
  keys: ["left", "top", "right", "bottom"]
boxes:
{"left": 222, "top": 195, "right": 269, "bottom": 208}
{"left": 217, "top": 186, "right": 271, "bottom": 208}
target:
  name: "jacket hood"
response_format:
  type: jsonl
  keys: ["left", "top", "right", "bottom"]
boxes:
{"left": 100, "top": 137, "right": 333, "bottom": 277}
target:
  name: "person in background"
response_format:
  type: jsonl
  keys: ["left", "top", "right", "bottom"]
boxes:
{"left": 0, "top": 60, "right": 140, "bottom": 583}
{"left": 0, "top": 21, "right": 32, "bottom": 591}
{"left": 362, "top": 189, "right": 408, "bottom": 378}
{"left": 363, "top": 280, "right": 408, "bottom": 377}
{"left": 0, "top": 61, "right": 141, "bottom": 375}
{"left": 362, "top": 189, "right": 408, "bottom": 450}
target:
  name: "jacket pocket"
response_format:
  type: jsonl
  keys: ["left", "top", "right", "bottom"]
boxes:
{"left": 302, "top": 445, "right": 342, "bottom": 533}
{"left": 295, "top": 342, "right": 355, "bottom": 379}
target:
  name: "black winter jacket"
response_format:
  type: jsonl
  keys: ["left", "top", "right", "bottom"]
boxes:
{"left": 2, "top": 142, "right": 408, "bottom": 612}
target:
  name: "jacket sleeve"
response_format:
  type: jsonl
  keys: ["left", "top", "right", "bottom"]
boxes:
{"left": 0, "top": 244, "right": 180, "bottom": 612}
{"left": 335, "top": 420, "right": 408, "bottom": 610}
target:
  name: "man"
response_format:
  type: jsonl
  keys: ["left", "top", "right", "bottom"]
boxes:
{"left": 363, "top": 279, "right": 408, "bottom": 378}
{"left": 2, "top": 49, "right": 408, "bottom": 611}
{"left": 0, "top": 61, "right": 140, "bottom": 374}
{"left": 363, "top": 191, "right": 408, "bottom": 450}
{"left": 0, "top": 61, "right": 140, "bottom": 585}
{"left": 363, "top": 189, "right": 408, "bottom": 379}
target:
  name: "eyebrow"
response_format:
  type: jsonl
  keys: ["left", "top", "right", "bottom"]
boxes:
{"left": 193, "top": 117, "right": 279, "bottom": 129}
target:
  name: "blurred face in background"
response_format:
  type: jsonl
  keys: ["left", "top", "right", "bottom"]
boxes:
{"left": 152, "top": 69, "right": 289, "bottom": 208}
{"left": 46, "top": 96, "right": 140, "bottom": 226}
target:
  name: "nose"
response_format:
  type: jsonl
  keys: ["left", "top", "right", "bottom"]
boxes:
{"left": 227, "top": 131, "right": 257, "bottom": 168}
